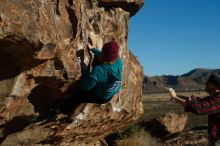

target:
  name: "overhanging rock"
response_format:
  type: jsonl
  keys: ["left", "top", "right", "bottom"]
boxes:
{"left": 0, "top": 0, "right": 144, "bottom": 145}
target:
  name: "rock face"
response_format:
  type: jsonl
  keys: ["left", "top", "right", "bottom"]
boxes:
{"left": 0, "top": 0, "right": 144, "bottom": 145}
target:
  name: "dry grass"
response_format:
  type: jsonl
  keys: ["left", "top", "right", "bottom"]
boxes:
{"left": 115, "top": 128, "right": 159, "bottom": 146}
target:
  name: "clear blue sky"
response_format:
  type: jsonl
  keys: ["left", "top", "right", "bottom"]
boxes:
{"left": 128, "top": 0, "right": 220, "bottom": 76}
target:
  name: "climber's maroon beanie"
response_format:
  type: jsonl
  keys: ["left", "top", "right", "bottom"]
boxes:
{"left": 101, "top": 41, "right": 119, "bottom": 62}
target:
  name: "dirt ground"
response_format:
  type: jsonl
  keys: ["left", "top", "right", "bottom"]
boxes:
{"left": 142, "top": 91, "right": 208, "bottom": 129}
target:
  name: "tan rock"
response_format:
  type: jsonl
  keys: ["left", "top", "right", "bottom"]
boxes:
{"left": 0, "top": 0, "right": 144, "bottom": 145}
{"left": 158, "top": 112, "right": 188, "bottom": 134}
{"left": 144, "top": 112, "right": 188, "bottom": 137}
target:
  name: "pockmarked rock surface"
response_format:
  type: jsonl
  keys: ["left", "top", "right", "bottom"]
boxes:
{"left": 0, "top": 0, "right": 144, "bottom": 145}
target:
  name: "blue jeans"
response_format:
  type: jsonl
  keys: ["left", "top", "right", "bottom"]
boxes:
{"left": 210, "top": 140, "right": 220, "bottom": 146}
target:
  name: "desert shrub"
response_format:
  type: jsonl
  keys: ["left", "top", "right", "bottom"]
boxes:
{"left": 105, "top": 121, "right": 160, "bottom": 146}
{"left": 120, "top": 122, "right": 142, "bottom": 138}
{"left": 115, "top": 128, "right": 159, "bottom": 146}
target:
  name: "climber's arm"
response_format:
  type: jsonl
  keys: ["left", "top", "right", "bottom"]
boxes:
{"left": 91, "top": 48, "right": 101, "bottom": 57}
{"left": 80, "top": 67, "right": 100, "bottom": 91}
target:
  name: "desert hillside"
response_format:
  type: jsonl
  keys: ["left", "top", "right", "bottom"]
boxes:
{"left": 143, "top": 68, "right": 220, "bottom": 93}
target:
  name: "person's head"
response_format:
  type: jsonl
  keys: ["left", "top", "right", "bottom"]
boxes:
{"left": 100, "top": 40, "right": 119, "bottom": 63}
{"left": 205, "top": 73, "right": 220, "bottom": 94}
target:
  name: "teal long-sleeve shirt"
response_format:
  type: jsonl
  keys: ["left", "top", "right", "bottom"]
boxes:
{"left": 80, "top": 48, "right": 123, "bottom": 101}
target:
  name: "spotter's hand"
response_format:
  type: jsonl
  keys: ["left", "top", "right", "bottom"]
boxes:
{"left": 165, "top": 87, "right": 177, "bottom": 100}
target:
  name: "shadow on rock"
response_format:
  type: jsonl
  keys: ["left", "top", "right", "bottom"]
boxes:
{"left": 0, "top": 39, "right": 44, "bottom": 81}
{"left": 27, "top": 78, "right": 65, "bottom": 118}
{"left": 0, "top": 115, "right": 35, "bottom": 144}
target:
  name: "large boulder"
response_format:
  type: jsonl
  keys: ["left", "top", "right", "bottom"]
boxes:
{"left": 143, "top": 112, "right": 188, "bottom": 137}
{"left": 0, "top": 0, "right": 144, "bottom": 145}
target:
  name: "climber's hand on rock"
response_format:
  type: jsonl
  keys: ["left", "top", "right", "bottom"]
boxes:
{"left": 87, "top": 43, "right": 93, "bottom": 50}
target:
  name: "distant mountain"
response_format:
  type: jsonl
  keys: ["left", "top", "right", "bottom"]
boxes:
{"left": 143, "top": 68, "right": 220, "bottom": 93}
